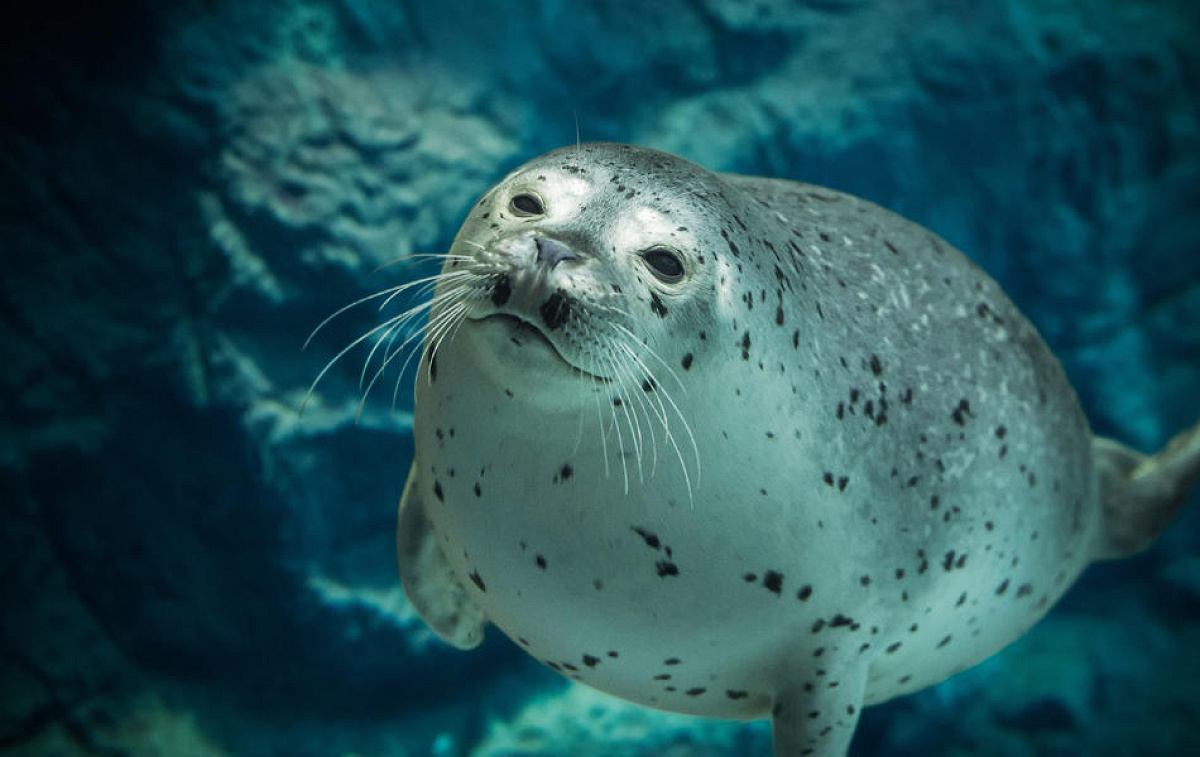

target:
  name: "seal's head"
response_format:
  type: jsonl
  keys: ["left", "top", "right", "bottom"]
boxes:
{"left": 431, "top": 143, "right": 744, "bottom": 410}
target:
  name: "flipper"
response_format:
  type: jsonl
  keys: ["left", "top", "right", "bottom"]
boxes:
{"left": 771, "top": 662, "right": 866, "bottom": 757}
{"left": 1094, "top": 420, "right": 1200, "bottom": 560}
{"left": 397, "top": 462, "right": 485, "bottom": 648}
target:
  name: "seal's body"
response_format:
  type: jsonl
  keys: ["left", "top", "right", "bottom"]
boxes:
{"left": 395, "top": 143, "right": 1199, "bottom": 756}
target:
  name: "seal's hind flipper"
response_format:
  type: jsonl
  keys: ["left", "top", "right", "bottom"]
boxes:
{"left": 397, "top": 462, "right": 485, "bottom": 649}
{"left": 1094, "top": 420, "right": 1200, "bottom": 560}
{"left": 771, "top": 664, "right": 865, "bottom": 757}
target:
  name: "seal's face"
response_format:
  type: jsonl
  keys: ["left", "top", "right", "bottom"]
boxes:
{"left": 429, "top": 143, "right": 731, "bottom": 408}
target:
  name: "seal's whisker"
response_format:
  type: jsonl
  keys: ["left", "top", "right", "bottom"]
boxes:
{"left": 612, "top": 338, "right": 699, "bottom": 503}
{"left": 606, "top": 350, "right": 646, "bottom": 487}
{"left": 361, "top": 292, "right": 472, "bottom": 419}
{"left": 359, "top": 280, "right": 474, "bottom": 392}
{"left": 610, "top": 321, "right": 687, "bottom": 395}
{"left": 377, "top": 269, "right": 473, "bottom": 313}
{"left": 369, "top": 251, "right": 472, "bottom": 277}
{"left": 593, "top": 345, "right": 637, "bottom": 492}
{"left": 610, "top": 341, "right": 661, "bottom": 477}
{"left": 303, "top": 285, "right": 407, "bottom": 352}
{"left": 302, "top": 307, "right": 429, "bottom": 414}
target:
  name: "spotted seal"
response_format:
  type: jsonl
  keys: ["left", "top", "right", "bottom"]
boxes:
{"left": 386, "top": 143, "right": 1199, "bottom": 756}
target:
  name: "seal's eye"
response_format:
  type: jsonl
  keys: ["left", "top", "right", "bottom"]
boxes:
{"left": 642, "top": 247, "right": 685, "bottom": 284}
{"left": 510, "top": 193, "right": 544, "bottom": 216}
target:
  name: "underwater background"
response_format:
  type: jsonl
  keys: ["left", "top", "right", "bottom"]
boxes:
{"left": 1, "top": 0, "right": 1198, "bottom": 755}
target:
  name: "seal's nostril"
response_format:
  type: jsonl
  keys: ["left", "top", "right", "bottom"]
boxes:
{"left": 534, "top": 237, "right": 578, "bottom": 269}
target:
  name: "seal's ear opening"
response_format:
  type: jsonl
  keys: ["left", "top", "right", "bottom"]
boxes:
{"left": 1092, "top": 421, "right": 1200, "bottom": 560}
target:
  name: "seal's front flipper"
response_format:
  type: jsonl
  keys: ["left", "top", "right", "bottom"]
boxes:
{"left": 1094, "top": 420, "right": 1200, "bottom": 560}
{"left": 771, "top": 664, "right": 865, "bottom": 757}
{"left": 397, "top": 462, "right": 485, "bottom": 649}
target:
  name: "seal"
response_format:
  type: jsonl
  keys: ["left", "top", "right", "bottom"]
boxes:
{"left": 385, "top": 143, "right": 1199, "bottom": 756}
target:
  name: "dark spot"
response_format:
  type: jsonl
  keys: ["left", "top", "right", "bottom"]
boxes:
{"left": 1017, "top": 583, "right": 1033, "bottom": 598}
{"left": 741, "top": 331, "right": 751, "bottom": 360}
{"left": 830, "top": 614, "right": 854, "bottom": 628}
{"left": 686, "top": 688, "right": 707, "bottom": 696}
{"left": 473, "top": 482, "right": 482, "bottom": 497}
{"left": 956, "top": 592, "right": 967, "bottom": 607}
{"left": 656, "top": 561, "right": 679, "bottom": 577}
{"left": 540, "top": 289, "right": 572, "bottom": 331}
{"left": 793, "top": 330, "right": 800, "bottom": 349}
{"left": 430, "top": 353, "right": 438, "bottom": 381}
{"left": 951, "top": 398, "right": 971, "bottom": 426}
{"left": 726, "top": 690, "right": 749, "bottom": 700}
{"left": 649, "top": 292, "right": 668, "bottom": 318}
{"left": 836, "top": 402, "right": 845, "bottom": 420}
{"left": 433, "top": 481, "right": 444, "bottom": 502}
{"left": 743, "top": 573, "right": 757, "bottom": 583}
{"left": 937, "top": 635, "right": 952, "bottom": 648}
{"left": 838, "top": 476, "right": 849, "bottom": 492}
{"left": 869, "top": 354, "right": 883, "bottom": 376}
{"left": 775, "top": 305, "right": 785, "bottom": 326}
{"left": 812, "top": 619, "right": 826, "bottom": 633}
{"left": 469, "top": 571, "right": 486, "bottom": 592}
{"left": 886, "top": 642, "right": 902, "bottom": 654}
{"left": 491, "top": 274, "right": 512, "bottom": 307}
{"left": 654, "top": 674, "right": 671, "bottom": 681}
{"left": 996, "top": 579, "right": 1010, "bottom": 595}
{"left": 798, "top": 585, "right": 813, "bottom": 601}
{"left": 535, "top": 555, "right": 546, "bottom": 569}
{"left": 808, "top": 710, "right": 821, "bottom": 719}
{"left": 895, "top": 568, "right": 906, "bottom": 579}
{"left": 995, "top": 425, "right": 1007, "bottom": 439}
{"left": 664, "top": 657, "right": 682, "bottom": 666}
{"left": 607, "top": 651, "right": 619, "bottom": 658}
{"left": 632, "top": 527, "right": 662, "bottom": 549}
{"left": 860, "top": 575, "right": 871, "bottom": 586}
{"left": 763, "top": 570, "right": 784, "bottom": 594}
{"left": 559, "top": 464, "right": 573, "bottom": 481}
{"left": 583, "top": 654, "right": 600, "bottom": 667}
{"left": 823, "top": 472, "right": 834, "bottom": 487}
{"left": 942, "top": 551, "right": 956, "bottom": 571}
{"left": 681, "top": 353, "right": 694, "bottom": 370}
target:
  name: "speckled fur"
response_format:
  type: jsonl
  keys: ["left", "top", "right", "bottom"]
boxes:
{"left": 396, "top": 143, "right": 1188, "bottom": 757}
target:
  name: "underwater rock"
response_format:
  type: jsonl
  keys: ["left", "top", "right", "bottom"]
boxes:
{"left": 0, "top": 0, "right": 1196, "bottom": 754}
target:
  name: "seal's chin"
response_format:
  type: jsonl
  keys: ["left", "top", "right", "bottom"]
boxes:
{"left": 468, "top": 314, "right": 609, "bottom": 383}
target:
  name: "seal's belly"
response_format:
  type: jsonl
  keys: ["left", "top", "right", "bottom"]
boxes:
{"left": 414, "top": 345, "right": 1098, "bottom": 717}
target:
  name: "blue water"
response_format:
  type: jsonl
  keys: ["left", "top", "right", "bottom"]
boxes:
{"left": 1, "top": 1, "right": 1198, "bottom": 755}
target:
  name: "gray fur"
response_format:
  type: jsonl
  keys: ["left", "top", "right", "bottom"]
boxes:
{"left": 396, "top": 143, "right": 1198, "bottom": 756}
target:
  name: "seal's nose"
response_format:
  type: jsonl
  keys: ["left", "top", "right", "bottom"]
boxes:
{"left": 534, "top": 236, "right": 578, "bottom": 269}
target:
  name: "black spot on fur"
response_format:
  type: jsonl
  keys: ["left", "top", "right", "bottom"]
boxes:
{"left": 681, "top": 353, "right": 693, "bottom": 370}
{"left": 869, "top": 354, "right": 883, "bottom": 376}
{"left": 798, "top": 585, "right": 813, "bottom": 601}
{"left": 727, "top": 690, "right": 749, "bottom": 699}
{"left": 649, "top": 292, "right": 668, "bottom": 318}
{"left": 583, "top": 654, "right": 600, "bottom": 667}
{"left": 491, "top": 274, "right": 512, "bottom": 306}
{"left": 656, "top": 561, "right": 679, "bottom": 577}
{"left": 469, "top": 571, "right": 486, "bottom": 592}
{"left": 540, "top": 290, "right": 571, "bottom": 331}
{"left": 741, "top": 330, "right": 751, "bottom": 360}
{"left": 535, "top": 555, "right": 546, "bottom": 569}
{"left": 763, "top": 570, "right": 784, "bottom": 594}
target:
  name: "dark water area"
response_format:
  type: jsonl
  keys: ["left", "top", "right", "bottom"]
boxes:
{"left": 1, "top": 1, "right": 1198, "bottom": 755}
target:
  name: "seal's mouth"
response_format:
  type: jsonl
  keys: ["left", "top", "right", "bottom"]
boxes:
{"left": 473, "top": 313, "right": 610, "bottom": 383}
